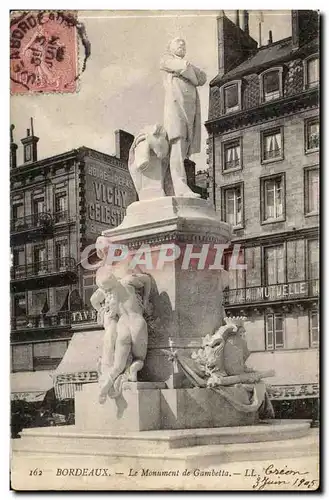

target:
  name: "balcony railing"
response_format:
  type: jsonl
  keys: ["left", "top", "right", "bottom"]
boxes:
{"left": 10, "top": 212, "right": 53, "bottom": 233}
{"left": 54, "top": 210, "right": 69, "bottom": 224}
{"left": 223, "top": 279, "right": 319, "bottom": 306}
{"left": 11, "top": 311, "right": 71, "bottom": 331}
{"left": 11, "top": 257, "right": 77, "bottom": 281}
{"left": 11, "top": 308, "right": 96, "bottom": 331}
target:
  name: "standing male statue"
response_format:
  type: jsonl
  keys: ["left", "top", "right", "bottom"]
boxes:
{"left": 160, "top": 38, "right": 207, "bottom": 198}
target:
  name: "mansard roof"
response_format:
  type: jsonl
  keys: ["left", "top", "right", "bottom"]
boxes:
{"left": 210, "top": 36, "right": 319, "bottom": 87}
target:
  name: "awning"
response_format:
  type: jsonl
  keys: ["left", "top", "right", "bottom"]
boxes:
{"left": 11, "top": 371, "right": 54, "bottom": 402}
{"left": 54, "top": 330, "right": 104, "bottom": 399}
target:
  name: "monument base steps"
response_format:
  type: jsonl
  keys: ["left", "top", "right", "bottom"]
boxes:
{"left": 12, "top": 424, "right": 317, "bottom": 474}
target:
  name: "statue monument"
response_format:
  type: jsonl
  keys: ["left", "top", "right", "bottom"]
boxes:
{"left": 90, "top": 264, "right": 152, "bottom": 403}
{"left": 79, "top": 36, "right": 274, "bottom": 430}
{"left": 160, "top": 38, "right": 206, "bottom": 198}
{"left": 13, "top": 34, "right": 316, "bottom": 479}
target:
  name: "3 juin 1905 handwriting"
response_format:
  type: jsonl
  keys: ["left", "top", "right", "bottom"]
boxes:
{"left": 249, "top": 464, "right": 316, "bottom": 490}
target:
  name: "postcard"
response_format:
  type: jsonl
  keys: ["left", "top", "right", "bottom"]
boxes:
{"left": 10, "top": 9, "right": 319, "bottom": 491}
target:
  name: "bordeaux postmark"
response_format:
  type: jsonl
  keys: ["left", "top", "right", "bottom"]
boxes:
{"left": 10, "top": 11, "right": 90, "bottom": 94}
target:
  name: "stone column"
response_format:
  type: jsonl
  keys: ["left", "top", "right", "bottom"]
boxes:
{"left": 100, "top": 196, "right": 231, "bottom": 388}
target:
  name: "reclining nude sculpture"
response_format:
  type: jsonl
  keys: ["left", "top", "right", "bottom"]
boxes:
{"left": 90, "top": 264, "right": 151, "bottom": 404}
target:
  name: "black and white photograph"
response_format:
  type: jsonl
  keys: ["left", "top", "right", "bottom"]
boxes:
{"left": 9, "top": 8, "right": 320, "bottom": 491}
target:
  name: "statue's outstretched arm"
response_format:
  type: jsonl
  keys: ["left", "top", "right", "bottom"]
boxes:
{"left": 127, "top": 273, "right": 152, "bottom": 308}
{"left": 140, "top": 274, "right": 151, "bottom": 308}
{"left": 90, "top": 288, "right": 106, "bottom": 311}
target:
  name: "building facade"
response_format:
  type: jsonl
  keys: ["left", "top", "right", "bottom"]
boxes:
{"left": 206, "top": 10, "right": 319, "bottom": 416}
{"left": 10, "top": 125, "right": 136, "bottom": 402}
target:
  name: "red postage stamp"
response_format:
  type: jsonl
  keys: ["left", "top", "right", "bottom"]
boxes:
{"left": 10, "top": 11, "right": 78, "bottom": 94}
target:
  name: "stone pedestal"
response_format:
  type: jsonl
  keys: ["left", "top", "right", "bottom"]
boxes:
{"left": 76, "top": 382, "right": 166, "bottom": 432}
{"left": 75, "top": 383, "right": 257, "bottom": 432}
{"left": 12, "top": 421, "right": 317, "bottom": 491}
{"left": 101, "top": 197, "right": 231, "bottom": 386}
{"left": 160, "top": 388, "right": 258, "bottom": 430}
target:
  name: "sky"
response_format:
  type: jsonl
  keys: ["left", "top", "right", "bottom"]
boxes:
{"left": 10, "top": 10, "right": 292, "bottom": 170}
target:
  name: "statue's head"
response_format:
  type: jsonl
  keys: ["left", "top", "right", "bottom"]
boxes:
{"left": 168, "top": 38, "right": 186, "bottom": 58}
{"left": 95, "top": 265, "right": 118, "bottom": 291}
{"left": 236, "top": 326, "right": 246, "bottom": 339}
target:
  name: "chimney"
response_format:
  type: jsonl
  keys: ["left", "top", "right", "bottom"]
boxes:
{"left": 216, "top": 11, "right": 257, "bottom": 78}
{"left": 242, "top": 11, "right": 249, "bottom": 35}
{"left": 268, "top": 30, "right": 273, "bottom": 45}
{"left": 10, "top": 124, "right": 18, "bottom": 169}
{"left": 292, "top": 10, "right": 319, "bottom": 49}
{"left": 115, "top": 129, "right": 134, "bottom": 164}
{"left": 235, "top": 10, "right": 240, "bottom": 28}
{"left": 184, "top": 159, "right": 196, "bottom": 189}
{"left": 21, "top": 118, "right": 39, "bottom": 164}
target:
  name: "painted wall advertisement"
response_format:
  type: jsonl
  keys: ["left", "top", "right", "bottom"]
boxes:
{"left": 84, "top": 159, "right": 136, "bottom": 242}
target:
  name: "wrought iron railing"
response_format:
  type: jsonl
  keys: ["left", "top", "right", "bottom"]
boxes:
{"left": 10, "top": 212, "right": 53, "bottom": 233}
{"left": 11, "top": 211, "right": 72, "bottom": 233}
{"left": 223, "top": 279, "right": 319, "bottom": 306}
{"left": 11, "top": 257, "right": 77, "bottom": 280}
{"left": 11, "top": 311, "right": 71, "bottom": 331}
{"left": 11, "top": 308, "right": 98, "bottom": 331}
{"left": 54, "top": 210, "right": 69, "bottom": 224}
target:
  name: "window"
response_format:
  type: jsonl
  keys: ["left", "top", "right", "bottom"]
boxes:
{"left": 33, "top": 246, "right": 47, "bottom": 274}
{"left": 12, "top": 344, "right": 33, "bottom": 372}
{"left": 261, "top": 128, "right": 283, "bottom": 162}
{"left": 55, "top": 192, "right": 68, "bottom": 222}
{"left": 305, "top": 168, "right": 319, "bottom": 214}
{"left": 24, "top": 145, "right": 32, "bottom": 162}
{"left": 12, "top": 203, "right": 25, "bottom": 231}
{"left": 260, "top": 68, "right": 283, "bottom": 103}
{"left": 33, "top": 341, "right": 68, "bottom": 371}
{"left": 222, "top": 184, "right": 243, "bottom": 227}
{"left": 12, "top": 294, "right": 27, "bottom": 330}
{"left": 222, "top": 81, "right": 241, "bottom": 114}
{"left": 83, "top": 273, "right": 97, "bottom": 307}
{"left": 31, "top": 290, "right": 49, "bottom": 315}
{"left": 13, "top": 247, "right": 25, "bottom": 267}
{"left": 266, "top": 314, "right": 284, "bottom": 350}
{"left": 33, "top": 197, "right": 45, "bottom": 215}
{"left": 262, "top": 175, "right": 284, "bottom": 222}
{"left": 264, "top": 245, "right": 285, "bottom": 285}
{"left": 222, "top": 139, "right": 241, "bottom": 171}
{"left": 223, "top": 249, "right": 246, "bottom": 290}
{"left": 55, "top": 240, "right": 68, "bottom": 269}
{"left": 304, "top": 56, "right": 319, "bottom": 89}
{"left": 55, "top": 287, "right": 69, "bottom": 311}
{"left": 305, "top": 119, "right": 319, "bottom": 152}
{"left": 308, "top": 240, "right": 319, "bottom": 281}
{"left": 309, "top": 310, "right": 319, "bottom": 347}
{"left": 13, "top": 294, "right": 27, "bottom": 317}
{"left": 12, "top": 203, "right": 24, "bottom": 221}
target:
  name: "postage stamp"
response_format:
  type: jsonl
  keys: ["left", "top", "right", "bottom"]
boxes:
{"left": 10, "top": 11, "right": 79, "bottom": 94}
{"left": 9, "top": 9, "right": 320, "bottom": 492}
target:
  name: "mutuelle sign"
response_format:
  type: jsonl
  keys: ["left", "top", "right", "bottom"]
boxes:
{"left": 224, "top": 281, "right": 315, "bottom": 305}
